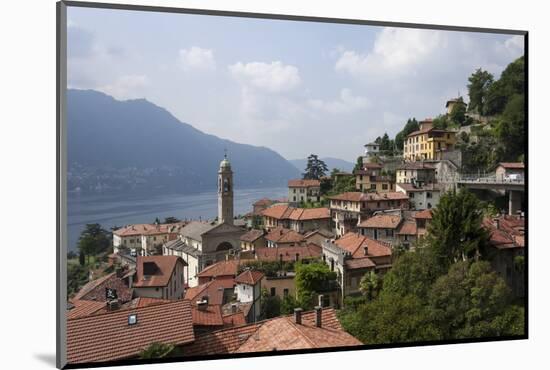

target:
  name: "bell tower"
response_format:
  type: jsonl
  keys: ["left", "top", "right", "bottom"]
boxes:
{"left": 217, "top": 151, "right": 234, "bottom": 225}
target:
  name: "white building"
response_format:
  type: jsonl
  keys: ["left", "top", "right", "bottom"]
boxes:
{"left": 234, "top": 269, "right": 264, "bottom": 322}
{"left": 396, "top": 183, "right": 442, "bottom": 210}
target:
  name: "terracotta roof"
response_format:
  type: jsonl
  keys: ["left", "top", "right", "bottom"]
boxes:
{"left": 482, "top": 216, "right": 525, "bottom": 249}
{"left": 192, "top": 304, "right": 224, "bottom": 326}
{"left": 183, "top": 308, "right": 360, "bottom": 356}
{"left": 328, "top": 192, "right": 408, "bottom": 202}
{"left": 397, "top": 221, "right": 417, "bottom": 235}
{"left": 361, "top": 162, "right": 383, "bottom": 169}
{"left": 185, "top": 279, "right": 235, "bottom": 306}
{"left": 197, "top": 260, "right": 239, "bottom": 279}
{"left": 91, "top": 297, "right": 172, "bottom": 316}
{"left": 240, "top": 229, "right": 265, "bottom": 243}
{"left": 262, "top": 205, "right": 330, "bottom": 221}
{"left": 67, "top": 300, "right": 194, "bottom": 364}
{"left": 235, "top": 270, "right": 264, "bottom": 285}
{"left": 288, "top": 179, "right": 321, "bottom": 188}
{"left": 113, "top": 223, "right": 185, "bottom": 237}
{"left": 253, "top": 198, "right": 276, "bottom": 207}
{"left": 265, "top": 227, "right": 305, "bottom": 244}
{"left": 67, "top": 300, "right": 107, "bottom": 320}
{"left": 72, "top": 272, "right": 132, "bottom": 303}
{"left": 223, "top": 312, "right": 247, "bottom": 327}
{"left": 133, "top": 255, "right": 186, "bottom": 288}
{"left": 498, "top": 162, "right": 524, "bottom": 169}
{"left": 414, "top": 209, "right": 433, "bottom": 219}
{"left": 254, "top": 243, "right": 322, "bottom": 262}
{"left": 304, "top": 229, "right": 334, "bottom": 239}
{"left": 334, "top": 232, "right": 392, "bottom": 258}
{"left": 358, "top": 214, "right": 402, "bottom": 229}
{"left": 235, "top": 308, "right": 362, "bottom": 352}
{"left": 344, "top": 258, "right": 376, "bottom": 270}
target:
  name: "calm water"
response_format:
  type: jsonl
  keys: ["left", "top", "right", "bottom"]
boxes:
{"left": 67, "top": 186, "right": 287, "bottom": 251}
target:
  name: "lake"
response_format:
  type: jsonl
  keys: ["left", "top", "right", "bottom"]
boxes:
{"left": 67, "top": 186, "right": 287, "bottom": 251}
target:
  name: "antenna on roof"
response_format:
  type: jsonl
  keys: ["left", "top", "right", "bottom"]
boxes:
{"left": 224, "top": 147, "right": 228, "bottom": 159}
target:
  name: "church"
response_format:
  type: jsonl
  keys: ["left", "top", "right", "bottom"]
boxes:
{"left": 163, "top": 154, "right": 245, "bottom": 287}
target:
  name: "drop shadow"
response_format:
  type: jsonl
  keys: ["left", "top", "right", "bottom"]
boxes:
{"left": 34, "top": 353, "right": 57, "bottom": 367}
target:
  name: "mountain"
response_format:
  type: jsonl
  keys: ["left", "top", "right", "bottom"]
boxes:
{"left": 67, "top": 89, "right": 300, "bottom": 194}
{"left": 289, "top": 157, "right": 356, "bottom": 174}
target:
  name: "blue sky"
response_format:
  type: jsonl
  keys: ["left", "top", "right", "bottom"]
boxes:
{"left": 67, "top": 6, "right": 524, "bottom": 162}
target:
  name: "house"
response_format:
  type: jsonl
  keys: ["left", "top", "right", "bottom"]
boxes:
{"left": 182, "top": 307, "right": 361, "bottom": 357}
{"left": 354, "top": 162, "right": 394, "bottom": 193}
{"left": 132, "top": 255, "right": 187, "bottom": 300}
{"left": 239, "top": 229, "right": 266, "bottom": 251}
{"left": 196, "top": 260, "right": 239, "bottom": 285}
{"left": 321, "top": 233, "right": 392, "bottom": 300}
{"left": 495, "top": 162, "right": 524, "bottom": 180}
{"left": 261, "top": 204, "right": 331, "bottom": 233}
{"left": 253, "top": 243, "right": 322, "bottom": 263}
{"left": 67, "top": 297, "right": 171, "bottom": 320}
{"left": 112, "top": 222, "right": 185, "bottom": 255}
{"left": 327, "top": 192, "right": 409, "bottom": 237}
{"left": 358, "top": 214, "right": 402, "bottom": 245}
{"left": 265, "top": 227, "right": 305, "bottom": 248}
{"left": 71, "top": 270, "right": 133, "bottom": 303}
{"left": 234, "top": 269, "right": 264, "bottom": 322}
{"left": 396, "top": 183, "right": 442, "bottom": 210}
{"left": 395, "top": 162, "right": 436, "bottom": 184}
{"left": 445, "top": 97, "right": 466, "bottom": 115}
{"left": 288, "top": 179, "right": 321, "bottom": 205}
{"left": 414, "top": 209, "right": 433, "bottom": 238}
{"left": 66, "top": 300, "right": 195, "bottom": 364}
{"left": 403, "top": 119, "right": 457, "bottom": 161}
{"left": 364, "top": 142, "right": 380, "bottom": 158}
{"left": 185, "top": 279, "right": 236, "bottom": 308}
{"left": 482, "top": 215, "right": 525, "bottom": 297}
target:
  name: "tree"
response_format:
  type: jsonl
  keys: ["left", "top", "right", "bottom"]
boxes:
{"left": 280, "top": 294, "right": 298, "bottom": 315}
{"left": 139, "top": 342, "right": 176, "bottom": 359}
{"left": 302, "top": 154, "right": 329, "bottom": 180}
{"left": 67, "top": 263, "right": 90, "bottom": 297}
{"left": 449, "top": 98, "right": 467, "bottom": 126}
{"left": 77, "top": 223, "right": 111, "bottom": 265}
{"left": 485, "top": 56, "right": 524, "bottom": 116}
{"left": 467, "top": 68, "right": 494, "bottom": 115}
{"left": 394, "top": 118, "right": 419, "bottom": 150}
{"left": 164, "top": 216, "right": 180, "bottom": 224}
{"left": 427, "top": 190, "right": 489, "bottom": 271}
{"left": 295, "top": 262, "right": 337, "bottom": 310}
{"left": 353, "top": 156, "right": 363, "bottom": 172}
{"left": 359, "top": 270, "right": 381, "bottom": 301}
{"left": 494, "top": 94, "right": 525, "bottom": 162}
{"left": 432, "top": 114, "right": 449, "bottom": 130}
{"left": 428, "top": 261, "right": 524, "bottom": 339}
{"left": 261, "top": 289, "right": 281, "bottom": 319}
{"left": 78, "top": 252, "right": 86, "bottom": 266}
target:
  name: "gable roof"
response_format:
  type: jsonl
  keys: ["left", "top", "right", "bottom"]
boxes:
{"left": 482, "top": 216, "right": 525, "bottom": 249}
{"left": 358, "top": 214, "right": 402, "bottom": 229}
{"left": 414, "top": 209, "right": 433, "bottom": 219}
{"left": 72, "top": 272, "right": 133, "bottom": 303}
{"left": 180, "top": 221, "right": 218, "bottom": 241}
{"left": 261, "top": 205, "right": 330, "bottom": 221}
{"left": 397, "top": 221, "right": 418, "bottom": 235}
{"left": 254, "top": 243, "right": 322, "bottom": 262}
{"left": 185, "top": 279, "right": 235, "bottom": 306}
{"left": 183, "top": 308, "right": 360, "bottom": 356}
{"left": 197, "top": 260, "right": 239, "bottom": 279}
{"left": 498, "top": 162, "right": 524, "bottom": 169}
{"left": 240, "top": 229, "right": 265, "bottom": 243}
{"left": 288, "top": 179, "right": 321, "bottom": 188}
{"left": 67, "top": 300, "right": 194, "bottom": 364}
{"left": 334, "top": 232, "right": 392, "bottom": 258}
{"left": 133, "top": 255, "right": 185, "bottom": 288}
{"left": 234, "top": 270, "right": 264, "bottom": 285}
{"left": 265, "top": 227, "right": 305, "bottom": 244}
{"left": 67, "top": 300, "right": 107, "bottom": 320}
{"left": 192, "top": 304, "right": 225, "bottom": 326}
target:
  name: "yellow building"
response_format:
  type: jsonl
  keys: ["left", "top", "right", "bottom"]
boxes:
{"left": 403, "top": 119, "right": 457, "bottom": 162}
{"left": 354, "top": 162, "right": 394, "bottom": 193}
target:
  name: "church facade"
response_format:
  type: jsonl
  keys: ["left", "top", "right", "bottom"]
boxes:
{"left": 163, "top": 155, "right": 244, "bottom": 287}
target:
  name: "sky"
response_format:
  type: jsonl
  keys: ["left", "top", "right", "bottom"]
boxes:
{"left": 67, "top": 7, "right": 524, "bottom": 162}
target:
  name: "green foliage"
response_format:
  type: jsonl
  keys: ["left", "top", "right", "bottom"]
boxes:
{"left": 67, "top": 263, "right": 89, "bottom": 297}
{"left": 139, "top": 342, "right": 176, "bottom": 359}
{"left": 280, "top": 294, "right": 298, "bottom": 315}
{"left": 327, "top": 173, "right": 356, "bottom": 196}
{"left": 303, "top": 154, "right": 329, "bottom": 180}
{"left": 468, "top": 68, "right": 494, "bottom": 115}
{"left": 238, "top": 261, "right": 294, "bottom": 277}
{"left": 353, "top": 156, "right": 363, "bottom": 172}
{"left": 295, "top": 262, "right": 337, "bottom": 310}
{"left": 261, "top": 288, "right": 281, "bottom": 319}
{"left": 359, "top": 271, "right": 381, "bottom": 301}
{"left": 485, "top": 56, "right": 524, "bottom": 116}
{"left": 432, "top": 114, "right": 449, "bottom": 130}
{"left": 427, "top": 190, "right": 489, "bottom": 269}
{"left": 493, "top": 94, "right": 525, "bottom": 162}
{"left": 449, "top": 98, "right": 467, "bottom": 126}
{"left": 78, "top": 251, "right": 86, "bottom": 266}
{"left": 394, "top": 118, "right": 419, "bottom": 150}
{"left": 77, "top": 223, "right": 111, "bottom": 265}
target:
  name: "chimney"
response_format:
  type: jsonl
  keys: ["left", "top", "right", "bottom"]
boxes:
{"left": 314, "top": 306, "right": 322, "bottom": 327}
{"left": 318, "top": 294, "right": 324, "bottom": 308}
{"left": 231, "top": 303, "right": 238, "bottom": 314}
{"left": 294, "top": 308, "right": 303, "bottom": 325}
{"left": 493, "top": 218, "right": 500, "bottom": 229}
{"left": 364, "top": 246, "right": 369, "bottom": 256}
{"left": 107, "top": 299, "right": 120, "bottom": 311}
{"left": 197, "top": 299, "right": 208, "bottom": 311}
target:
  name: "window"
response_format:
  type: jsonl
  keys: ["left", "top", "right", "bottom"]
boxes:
{"left": 409, "top": 192, "right": 415, "bottom": 198}
{"left": 284, "top": 288, "right": 289, "bottom": 297}
{"left": 427, "top": 192, "right": 432, "bottom": 198}
{"left": 370, "top": 184, "right": 376, "bottom": 190}
{"left": 382, "top": 184, "right": 388, "bottom": 190}
{"left": 270, "top": 287, "right": 276, "bottom": 296}
{"left": 385, "top": 229, "right": 394, "bottom": 237}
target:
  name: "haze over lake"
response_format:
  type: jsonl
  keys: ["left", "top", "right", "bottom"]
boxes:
{"left": 67, "top": 186, "right": 287, "bottom": 251}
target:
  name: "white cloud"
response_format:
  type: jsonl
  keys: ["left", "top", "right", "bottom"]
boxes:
{"left": 179, "top": 47, "right": 216, "bottom": 70}
{"left": 335, "top": 28, "right": 445, "bottom": 77}
{"left": 308, "top": 88, "right": 370, "bottom": 114}
{"left": 228, "top": 61, "right": 301, "bottom": 93}
{"left": 97, "top": 75, "right": 148, "bottom": 100}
